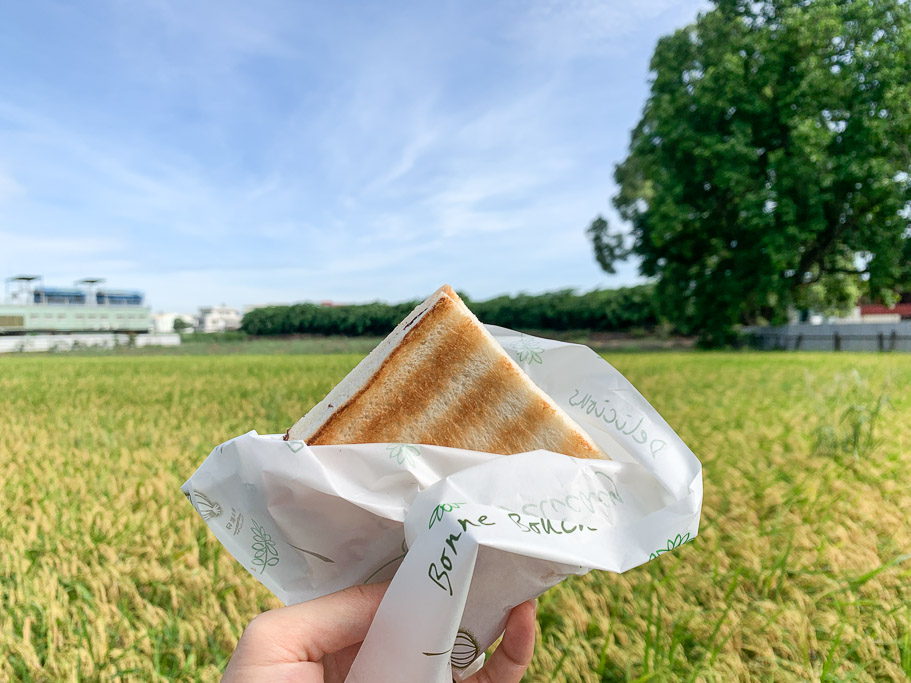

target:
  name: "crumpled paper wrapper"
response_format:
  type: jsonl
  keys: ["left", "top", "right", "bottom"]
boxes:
{"left": 182, "top": 326, "right": 702, "bottom": 682}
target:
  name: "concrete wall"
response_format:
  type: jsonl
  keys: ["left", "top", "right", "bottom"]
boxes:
{"left": 743, "top": 322, "right": 911, "bottom": 352}
{"left": 0, "top": 333, "right": 181, "bottom": 354}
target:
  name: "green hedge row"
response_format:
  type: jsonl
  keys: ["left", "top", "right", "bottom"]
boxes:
{"left": 470, "top": 285, "right": 658, "bottom": 332}
{"left": 242, "top": 301, "right": 419, "bottom": 336}
{"left": 241, "top": 285, "right": 660, "bottom": 336}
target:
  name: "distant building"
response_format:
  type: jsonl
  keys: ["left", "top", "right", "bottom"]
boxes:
{"left": 1, "top": 275, "right": 151, "bottom": 334}
{"left": 789, "top": 293, "right": 911, "bottom": 325}
{"left": 151, "top": 312, "right": 198, "bottom": 334}
{"left": 858, "top": 301, "right": 911, "bottom": 321}
{"left": 197, "top": 306, "right": 242, "bottom": 333}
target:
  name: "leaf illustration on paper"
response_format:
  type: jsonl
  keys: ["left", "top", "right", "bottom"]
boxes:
{"left": 250, "top": 519, "right": 280, "bottom": 574}
{"left": 192, "top": 491, "right": 223, "bottom": 520}
{"left": 649, "top": 532, "right": 692, "bottom": 561}
{"left": 386, "top": 443, "right": 421, "bottom": 468}
{"left": 510, "top": 335, "right": 545, "bottom": 366}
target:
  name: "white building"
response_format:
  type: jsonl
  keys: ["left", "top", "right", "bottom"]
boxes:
{"left": 151, "top": 312, "right": 198, "bottom": 334}
{"left": 789, "top": 305, "right": 902, "bottom": 325}
{"left": 197, "top": 305, "right": 242, "bottom": 333}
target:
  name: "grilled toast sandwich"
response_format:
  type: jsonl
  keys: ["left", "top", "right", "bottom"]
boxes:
{"left": 286, "top": 285, "right": 606, "bottom": 460}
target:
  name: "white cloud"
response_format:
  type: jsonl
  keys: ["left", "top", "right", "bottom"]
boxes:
{"left": 0, "top": 167, "right": 23, "bottom": 202}
{"left": 0, "top": 231, "right": 124, "bottom": 256}
{"left": 107, "top": 0, "right": 303, "bottom": 79}
{"left": 0, "top": 100, "right": 256, "bottom": 247}
{"left": 513, "top": 0, "right": 709, "bottom": 61}
{"left": 364, "top": 125, "right": 440, "bottom": 193}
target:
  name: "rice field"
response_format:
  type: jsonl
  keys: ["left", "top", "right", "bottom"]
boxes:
{"left": 1, "top": 351, "right": 909, "bottom": 681}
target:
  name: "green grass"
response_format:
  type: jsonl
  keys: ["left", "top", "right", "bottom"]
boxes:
{"left": 21, "top": 329, "right": 692, "bottom": 358}
{"left": 1, "top": 351, "right": 909, "bottom": 681}
{"left": 44, "top": 333, "right": 387, "bottom": 357}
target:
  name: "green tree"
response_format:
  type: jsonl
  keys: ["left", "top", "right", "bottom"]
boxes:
{"left": 595, "top": 0, "right": 911, "bottom": 345}
{"left": 173, "top": 318, "right": 192, "bottom": 333}
{"left": 586, "top": 216, "right": 630, "bottom": 275}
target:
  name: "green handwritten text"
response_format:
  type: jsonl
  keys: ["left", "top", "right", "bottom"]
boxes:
{"left": 568, "top": 389, "right": 668, "bottom": 458}
{"left": 507, "top": 513, "right": 597, "bottom": 535}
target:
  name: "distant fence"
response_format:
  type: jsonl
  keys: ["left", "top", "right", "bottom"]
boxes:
{"left": 0, "top": 333, "right": 181, "bottom": 354}
{"left": 744, "top": 322, "right": 911, "bottom": 352}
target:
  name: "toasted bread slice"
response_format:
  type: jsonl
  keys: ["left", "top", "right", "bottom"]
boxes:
{"left": 287, "top": 285, "right": 606, "bottom": 460}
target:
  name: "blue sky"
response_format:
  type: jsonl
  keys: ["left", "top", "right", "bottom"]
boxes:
{"left": 0, "top": 0, "right": 707, "bottom": 313}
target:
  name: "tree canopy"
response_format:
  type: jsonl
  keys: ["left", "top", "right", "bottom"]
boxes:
{"left": 593, "top": 0, "right": 911, "bottom": 344}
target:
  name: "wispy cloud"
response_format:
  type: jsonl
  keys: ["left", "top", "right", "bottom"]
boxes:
{"left": 0, "top": 166, "right": 23, "bottom": 202}
{"left": 513, "top": 0, "right": 709, "bottom": 61}
{"left": 364, "top": 124, "right": 441, "bottom": 194}
{"left": 0, "top": 231, "right": 124, "bottom": 256}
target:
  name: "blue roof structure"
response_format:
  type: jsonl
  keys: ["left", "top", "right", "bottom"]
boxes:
{"left": 36, "top": 287, "right": 85, "bottom": 297}
{"left": 97, "top": 289, "right": 144, "bottom": 297}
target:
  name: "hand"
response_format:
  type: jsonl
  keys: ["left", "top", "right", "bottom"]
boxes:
{"left": 223, "top": 582, "right": 536, "bottom": 683}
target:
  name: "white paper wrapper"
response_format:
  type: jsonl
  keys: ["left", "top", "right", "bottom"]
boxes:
{"left": 182, "top": 326, "right": 702, "bottom": 682}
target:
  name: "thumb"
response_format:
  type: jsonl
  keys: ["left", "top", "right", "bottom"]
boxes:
{"left": 237, "top": 582, "right": 389, "bottom": 664}
{"left": 466, "top": 600, "right": 537, "bottom": 683}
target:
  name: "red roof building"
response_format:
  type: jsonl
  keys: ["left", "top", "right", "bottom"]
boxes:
{"left": 859, "top": 303, "right": 911, "bottom": 319}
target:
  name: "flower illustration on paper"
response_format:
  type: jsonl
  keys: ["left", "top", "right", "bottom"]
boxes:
{"left": 192, "top": 491, "right": 223, "bottom": 520}
{"left": 510, "top": 335, "right": 545, "bottom": 366}
{"left": 387, "top": 443, "right": 421, "bottom": 468}
{"left": 451, "top": 629, "right": 481, "bottom": 669}
{"left": 250, "top": 519, "right": 280, "bottom": 574}
{"left": 649, "top": 532, "right": 692, "bottom": 561}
